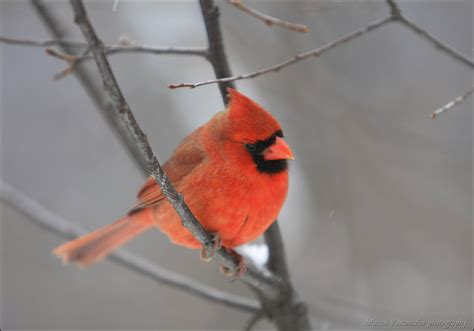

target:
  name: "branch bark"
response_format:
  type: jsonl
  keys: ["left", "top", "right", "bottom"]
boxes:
{"left": 264, "top": 222, "right": 290, "bottom": 281}
{"left": 0, "top": 182, "right": 260, "bottom": 313}
{"left": 199, "top": 0, "right": 235, "bottom": 103}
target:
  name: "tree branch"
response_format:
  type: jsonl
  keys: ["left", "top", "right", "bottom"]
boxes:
{"left": 264, "top": 222, "right": 290, "bottom": 281}
{"left": 168, "top": 16, "right": 393, "bottom": 89}
{"left": 386, "top": 0, "right": 474, "bottom": 69}
{"left": 30, "top": 0, "right": 147, "bottom": 173}
{"left": 0, "top": 182, "right": 260, "bottom": 313}
{"left": 227, "top": 0, "right": 309, "bottom": 33}
{"left": 68, "top": 0, "right": 279, "bottom": 296}
{"left": 431, "top": 88, "right": 473, "bottom": 119}
{"left": 199, "top": 0, "right": 235, "bottom": 103}
{"left": 0, "top": 36, "right": 208, "bottom": 58}
{"left": 170, "top": 0, "right": 473, "bottom": 89}
{"left": 197, "top": 1, "right": 311, "bottom": 330}
{"left": 30, "top": 0, "right": 281, "bottom": 315}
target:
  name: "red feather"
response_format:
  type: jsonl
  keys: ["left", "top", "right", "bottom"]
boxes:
{"left": 54, "top": 89, "right": 292, "bottom": 265}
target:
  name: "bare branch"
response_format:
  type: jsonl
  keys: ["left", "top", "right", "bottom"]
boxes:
{"left": 0, "top": 36, "right": 87, "bottom": 48}
{"left": 170, "top": 0, "right": 473, "bottom": 90}
{"left": 199, "top": 0, "right": 236, "bottom": 103}
{"left": 68, "top": 0, "right": 279, "bottom": 295}
{"left": 386, "top": 0, "right": 402, "bottom": 18}
{"left": 0, "top": 36, "right": 208, "bottom": 58}
{"left": 45, "top": 47, "right": 91, "bottom": 80}
{"left": 101, "top": 44, "right": 208, "bottom": 58}
{"left": 45, "top": 47, "right": 77, "bottom": 62}
{"left": 197, "top": 1, "right": 312, "bottom": 329}
{"left": 2, "top": 185, "right": 376, "bottom": 325}
{"left": 168, "top": 16, "right": 393, "bottom": 89}
{"left": 264, "top": 222, "right": 290, "bottom": 281}
{"left": 0, "top": 182, "right": 260, "bottom": 313}
{"left": 31, "top": 0, "right": 148, "bottom": 173}
{"left": 227, "top": 0, "right": 309, "bottom": 33}
{"left": 431, "top": 88, "right": 473, "bottom": 119}
{"left": 397, "top": 16, "right": 474, "bottom": 69}
{"left": 30, "top": 0, "right": 278, "bottom": 312}
{"left": 385, "top": 0, "right": 474, "bottom": 69}
{"left": 42, "top": 44, "right": 207, "bottom": 80}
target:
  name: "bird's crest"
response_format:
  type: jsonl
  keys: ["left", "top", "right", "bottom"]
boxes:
{"left": 226, "top": 88, "right": 281, "bottom": 141}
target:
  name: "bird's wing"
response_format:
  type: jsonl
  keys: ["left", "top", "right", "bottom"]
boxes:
{"left": 130, "top": 127, "right": 206, "bottom": 212}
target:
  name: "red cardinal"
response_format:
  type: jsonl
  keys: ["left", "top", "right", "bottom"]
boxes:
{"left": 54, "top": 88, "right": 294, "bottom": 268}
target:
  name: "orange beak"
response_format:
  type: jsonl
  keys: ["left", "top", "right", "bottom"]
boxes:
{"left": 263, "top": 137, "right": 295, "bottom": 161}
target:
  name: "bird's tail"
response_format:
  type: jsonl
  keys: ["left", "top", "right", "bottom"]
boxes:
{"left": 53, "top": 209, "right": 153, "bottom": 267}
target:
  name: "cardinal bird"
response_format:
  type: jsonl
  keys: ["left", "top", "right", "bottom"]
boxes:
{"left": 54, "top": 88, "right": 294, "bottom": 269}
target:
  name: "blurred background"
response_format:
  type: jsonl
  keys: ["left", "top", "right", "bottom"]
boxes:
{"left": 1, "top": 0, "right": 472, "bottom": 329}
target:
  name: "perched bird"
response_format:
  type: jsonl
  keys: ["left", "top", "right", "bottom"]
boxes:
{"left": 53, "top": 89, "right": 294, "bottom": 271}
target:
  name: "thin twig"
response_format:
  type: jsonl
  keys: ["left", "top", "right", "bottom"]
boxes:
{"left": 385, "top": 0, "right": 474, "bottom": 69}
{"left": 0, "top": 36, "right": 208, "bottom": 58}
{"left": 69, "top": 0, "right": 279, "bottom": 296}
{"left": 0, "top": 36, "right": 87, "bottom": 48}
{"left": 43, "top": 45, "right": 207, "bottom": 79}
{"left": 168, "top": 16, "right": 393, "bottom": 89}
{"left": 397, "top": 16, "right": 474, "bottom": 69}
{"left": 45, "top": 47, "right": 77, "bottom": 62}
{"left": 31, "top": 0, "right": 148, "bottom": 172}
{"left": 227, "top": 0, "right": 309, "bottom": 33}
{"left": 431, "top": 88, "right": 473, "bottom": 118}
{"left": 170, "top": 0, "right": 474, "bottom": 89}
{"left": 0, "top": 182, "right": 260, "bottom": 313}
{"left": 46, "top": 47, "right": 90, "bottom": 80}
{"left": 199, "top": 0, "right": 235, "bottom": 103}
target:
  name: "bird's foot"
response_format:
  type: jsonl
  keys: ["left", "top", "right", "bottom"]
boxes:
{"left": 200, "top": 232, "right": 222, "bottom": 262}
{"left": 220, "top": 250, "right": 247, "bottom": 278}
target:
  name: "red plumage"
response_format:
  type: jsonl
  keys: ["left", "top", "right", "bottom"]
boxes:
{"left": 54, "top": 89, "right": 294, "bottom": 266}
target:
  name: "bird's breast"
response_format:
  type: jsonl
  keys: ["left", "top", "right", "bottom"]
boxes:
{"left": 153, "top": 164, "right": 289, "bottom": 249}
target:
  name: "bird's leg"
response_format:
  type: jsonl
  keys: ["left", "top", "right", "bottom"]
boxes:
{"left": 199, "top": 232, "right": 222, "bottom": 262}
{"left": 219, "top": 249, "right": 247, "bottom": 278}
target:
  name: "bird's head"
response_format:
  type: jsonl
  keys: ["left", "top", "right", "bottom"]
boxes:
{"left": 220, "top": 88, "right": 294, "bottom": 174}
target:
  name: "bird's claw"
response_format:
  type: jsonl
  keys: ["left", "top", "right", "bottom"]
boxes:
{"left": 199, "top": 232, "right": 222, "bottom": 262}
{"left": 219, "top": 251, "right": 247, "bottom": 278}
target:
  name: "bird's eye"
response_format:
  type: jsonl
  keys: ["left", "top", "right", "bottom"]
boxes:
{"left": 245, "top": 143, "right": 257, "bottom": 153}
